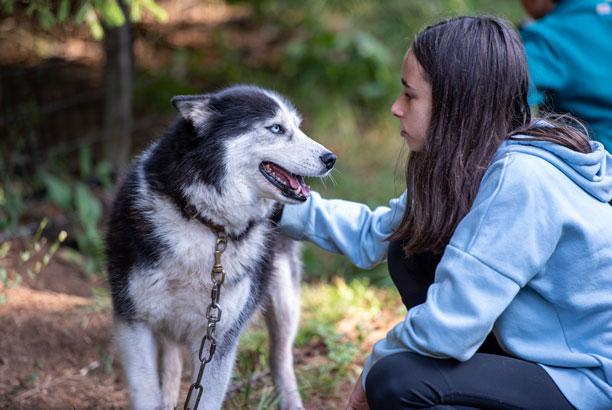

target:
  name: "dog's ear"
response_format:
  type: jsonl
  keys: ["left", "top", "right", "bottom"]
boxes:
{"left": 171, "top": 94, "right": 212, "bottom": 128}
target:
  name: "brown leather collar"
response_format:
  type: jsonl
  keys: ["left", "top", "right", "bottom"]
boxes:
{"left": 183, "top": 204, "right": 226, "bottom": 233}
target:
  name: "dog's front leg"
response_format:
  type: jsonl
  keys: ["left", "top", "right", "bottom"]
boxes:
{"left": 263, "top": 241, "right": 305, "bottom": 410}
{"left": 160, "top": 335, "right": 183, "bottom": 410}
{"left": 186, "top": 340, "right": 239, "bottom": 410}
{"left": 114, "top": 318, "right": 163, "bottom": 410}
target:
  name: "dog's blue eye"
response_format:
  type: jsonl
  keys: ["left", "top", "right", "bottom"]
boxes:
{"left": 267, "top": 124, "right": 284, "bottom": 134}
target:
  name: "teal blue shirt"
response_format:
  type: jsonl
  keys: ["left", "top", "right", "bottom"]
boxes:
{"left": 280, "top": 138, "right": 612, "bottom": 409}
{"left": 520, "top": 0, "right": 612, "bottom": 151}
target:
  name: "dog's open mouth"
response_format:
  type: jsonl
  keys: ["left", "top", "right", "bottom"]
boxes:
{"left": 260, "top": 162, "right": 311, "bottom": 202}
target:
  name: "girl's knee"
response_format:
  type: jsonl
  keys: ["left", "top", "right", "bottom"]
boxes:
{"left": 365, "top": 352, "right": 443, "bottom": 409}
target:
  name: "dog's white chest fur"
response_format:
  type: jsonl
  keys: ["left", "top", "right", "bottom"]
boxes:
{"left": 128, "top": 212, "right": 271, "bottom": 343}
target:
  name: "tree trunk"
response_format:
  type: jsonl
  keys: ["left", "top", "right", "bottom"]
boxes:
{"left": 102, "top": 0, "right": 132, "bottom": 175}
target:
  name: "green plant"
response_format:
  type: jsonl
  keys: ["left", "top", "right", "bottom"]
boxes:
{"left": 256, "top": 386, "right": 282, "bottom": 410}
{"left": 1, "top": 0, "right": 169, "bottom": 39}
{"left": 99, "top": 347, "right": 115, "bottom": 376}
{"left": 0, "top": 177, "right": 26, "bottom": 232}
{"left": 228, "top": 279, "right": 403, "bottom": 406}
{"left": 0, "top": 218, "right": 67, "bottom": 303}
{"left": 73, "top": 182, "right": 105, "bottom": 276}
{"left": 37, "top": 147, "right": 109, "bottom": 276}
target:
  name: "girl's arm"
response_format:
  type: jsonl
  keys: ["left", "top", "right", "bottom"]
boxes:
{"left": 361, "top": 153, "right": 562, "bottom": 387}
{"left": 278, "top": 191, "right": 407, "bottom": 269}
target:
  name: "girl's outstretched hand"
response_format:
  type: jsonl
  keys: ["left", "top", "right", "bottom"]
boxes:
{"left": 346, "top": 372, "right": 370, "bottom": 410}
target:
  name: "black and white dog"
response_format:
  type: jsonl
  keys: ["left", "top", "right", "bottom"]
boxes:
{"left": 106, "top": 85, "right": 336, "bottom": 410}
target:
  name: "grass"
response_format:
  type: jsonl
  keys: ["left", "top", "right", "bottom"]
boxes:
{"left": 228, "top": 278, "right": 405, "bottom": 408}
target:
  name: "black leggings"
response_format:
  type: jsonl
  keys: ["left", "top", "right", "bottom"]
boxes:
{"left": 365, "top": 244, "right": 575, "bottom": 410}
{"left": 365, "top": 352, "right": 574, "bottom": 410}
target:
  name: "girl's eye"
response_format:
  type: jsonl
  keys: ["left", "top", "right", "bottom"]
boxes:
{"left": 404, "top": 93, "right": 413, "bottom": 100}
{"left": 267, "top": 124, "right": 285, "bottom": 134}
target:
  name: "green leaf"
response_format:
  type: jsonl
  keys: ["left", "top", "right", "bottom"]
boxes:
{"left": 1, "top": 0, "right": 15, "bottom": 13}
{"left": 130, "top": 1, "right": 142, "bottom": 21}
{"left": 75, "top": 2, "right": 91, "bottom": 24}
{"left": 49, "top": 241, "right": 60, "bottom": 255}
{"left": 25, "top": 2, "right": 37, "bottom": 16}
{"left": 33, "top": 217, "right": 48, "bottom": 243}
{"left": 94, "top": 161, "right": 113, "bottom": 189}
{"left": 79, "top": 146, "right": 92, "bottom": 180}
{"left": 88, "top": 11, "right": 104, "bottom": 39}
{"left": 58, "top": 247, "right": 85, "bottom": 266}
{"left": 78, "top": 3, "right": 105, "bottom": 39}
{"left": 20, "top": 250, "right": 31, "bottom": 262}
{"left": 142, "top": 0, "right": 168, "bottom": 23}
{"left": 99, "top": 0, "right": 126, "bottom": 27}
{"left": 0, "top": 242, "right": 11, "bottom": 259}
{"left": 57, "top": 0, "right": 70, "bottom": 24}
{"left": 84, "top": 255, "right": 98, "bottom": 276}
{"left": 39, "top": 171, "right": 72, "bottom": 211}
{"left": 74, "top": 183, "right": 102, "bottom": 226}
{"left": 9, "top": 273, "right": 22, "bottom": 288}
{"left": 37, "top": 7, "right": 57, "bottom": 30}
{"left": 0, "top": 266, "right": 7, "bottom": 286}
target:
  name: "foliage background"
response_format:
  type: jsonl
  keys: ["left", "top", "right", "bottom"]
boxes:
{"left": 1, "top": 0, "right": 527, "bottom": 284}
{"left": 0, "top": 0, "right": 527, "bottom": 408}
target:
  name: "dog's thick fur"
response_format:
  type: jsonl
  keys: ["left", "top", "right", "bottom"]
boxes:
{"left": 106, "top": 85, "right": 335, "bottom": 410}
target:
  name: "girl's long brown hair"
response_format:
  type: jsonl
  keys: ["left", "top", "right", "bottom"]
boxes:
{"left": 388, "top": 16, "right": 591, "bottom": 255}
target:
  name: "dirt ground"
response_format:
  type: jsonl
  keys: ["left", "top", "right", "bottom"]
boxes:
{"left": 0, "top": 240, "right": 389, "bottom": 409}
{"left": 0, "top": 247, "right": 129, "bottom": 410}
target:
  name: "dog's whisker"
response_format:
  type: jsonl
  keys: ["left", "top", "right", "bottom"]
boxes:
{"left": 328, "top": 174, "right": 337, "bottom": 187}
{"left": 320, "top": 177, "right": 328, "bottom": 190}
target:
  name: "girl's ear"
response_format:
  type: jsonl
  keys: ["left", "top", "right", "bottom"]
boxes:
{"left": 170, "top": 94, "right": 212, "bottom": 127}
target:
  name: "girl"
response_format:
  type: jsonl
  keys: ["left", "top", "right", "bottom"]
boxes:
{"left": 278, "top": 16, "right": 612, "bottom": 409}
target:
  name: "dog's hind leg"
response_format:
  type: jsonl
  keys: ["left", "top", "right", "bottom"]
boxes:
{"left": 114, "top": 318, "right": 163, "bottom": 410}
{"left": 160, "top": 336, "right": 183, "bottom": 410}
{"left": 263, "top": 240, "right": 304, "bottom": 410}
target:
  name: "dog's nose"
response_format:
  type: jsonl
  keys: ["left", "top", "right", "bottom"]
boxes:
{"left": 320, "top": 152, "right": 337, "bottom": 170}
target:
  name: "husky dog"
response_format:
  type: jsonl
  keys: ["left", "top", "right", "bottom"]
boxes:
{"left": 106, "top": 85, "right": 336, "bottom": 410}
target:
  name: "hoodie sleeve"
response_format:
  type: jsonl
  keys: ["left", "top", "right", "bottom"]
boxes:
{"left": 362, "top": 153, "right": 563, "bottom": 388}
{"left": 278, "top": 191, "right": 407, "bottom": 269}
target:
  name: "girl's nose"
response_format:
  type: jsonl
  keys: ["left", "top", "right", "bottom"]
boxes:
{"left": 391, "top": 97, "right": 403, "bottom": 118}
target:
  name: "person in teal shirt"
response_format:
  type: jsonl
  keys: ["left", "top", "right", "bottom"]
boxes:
{"left": 279, "top": 16, "right": 612, "bottom": 410}
{"left": 520, "top": 0, "right": 612, "bottom": 150}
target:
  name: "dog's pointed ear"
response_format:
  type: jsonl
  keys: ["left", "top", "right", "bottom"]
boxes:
{"left": 171, "top": 94, "right": 212, "bottom": 128}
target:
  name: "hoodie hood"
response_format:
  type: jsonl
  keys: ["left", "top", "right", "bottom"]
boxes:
{"left": 496, "top": 136, "right": 612, "bottom": 202}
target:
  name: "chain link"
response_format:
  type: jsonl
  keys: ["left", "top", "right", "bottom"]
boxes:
{"left": 184, "top": 231, "right": 228, "bottom": 410}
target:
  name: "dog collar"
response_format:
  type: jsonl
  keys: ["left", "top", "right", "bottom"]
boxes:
{"left": 184, "top": 204, "right": 226, "bottom": 233}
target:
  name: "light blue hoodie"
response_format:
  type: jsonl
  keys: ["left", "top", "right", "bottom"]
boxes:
{"left": 279, "top": 138, "right": 612, "bottom": 409}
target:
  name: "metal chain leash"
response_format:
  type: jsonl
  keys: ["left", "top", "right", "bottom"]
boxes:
{"left": 184, "top": 231, "right": 228, "bottom": 410}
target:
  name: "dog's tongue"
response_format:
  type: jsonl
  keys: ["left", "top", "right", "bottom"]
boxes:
{"left": 269, "top": 163, "right": 311, "bottom": 198}
{"left": 288, "top": 175, "right": 300, "bottom": 190}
